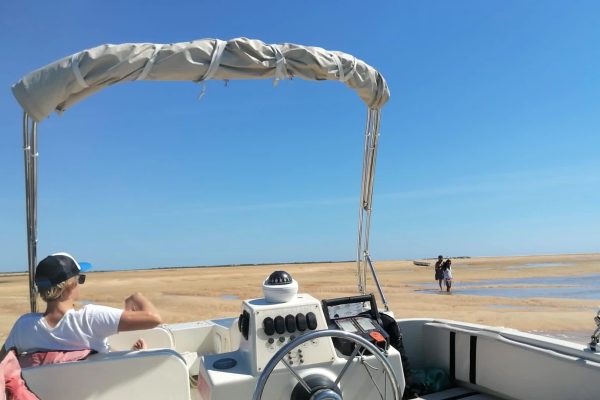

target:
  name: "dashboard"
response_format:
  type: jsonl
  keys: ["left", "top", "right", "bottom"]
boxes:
{"left": 322, "top": 294, "right": 390, "bottom": 355}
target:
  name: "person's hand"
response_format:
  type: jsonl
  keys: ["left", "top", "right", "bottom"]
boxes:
{"left": 124, "top": 292, "right": 147, "bottom": 311}
{"left": 131, "top": 338, "right": 147, "bottom": 350}
{"left": 118, "top": 293, "right": 162, "bottom": 332}
{"left": 124, "top": 295, "right": 139, "bottom": 311}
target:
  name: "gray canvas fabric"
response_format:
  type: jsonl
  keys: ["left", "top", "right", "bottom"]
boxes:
{"left": 12, "top": 38, "right": 390, "bottom": 122}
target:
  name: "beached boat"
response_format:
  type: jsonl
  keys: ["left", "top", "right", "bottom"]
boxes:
{"left": 413, "top": 261, "right": 430, "bottom": 267}
{"left": 10, "top": 38, "right": 600, "bottom": 400}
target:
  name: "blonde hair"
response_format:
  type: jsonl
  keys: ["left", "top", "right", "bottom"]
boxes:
{"left": 39, "top": 276, "right": 77, "bottom": 302}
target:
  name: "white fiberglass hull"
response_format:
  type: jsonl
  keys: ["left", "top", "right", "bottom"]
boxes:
{"left": 20, "top": 314, "right": 600, "bottom": 400}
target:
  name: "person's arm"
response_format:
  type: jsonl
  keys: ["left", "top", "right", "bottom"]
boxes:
{"left": 118, "top": 292, "right": 162, "bottom": 332}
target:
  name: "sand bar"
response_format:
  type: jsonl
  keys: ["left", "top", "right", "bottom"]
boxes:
{"left": 1, "top": 253, "right": 598, "bottom": 344}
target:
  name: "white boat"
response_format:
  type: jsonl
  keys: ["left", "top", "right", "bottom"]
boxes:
{"left": 10, "top": 38, "right": 600, "bottom": 400}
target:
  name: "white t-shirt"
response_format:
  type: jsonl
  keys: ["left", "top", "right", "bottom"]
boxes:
{"left": 444, "top": 268, "right": 453, "bottom": 280}
{"left": 4, "top": 304, "right": 123, "bottom": 354}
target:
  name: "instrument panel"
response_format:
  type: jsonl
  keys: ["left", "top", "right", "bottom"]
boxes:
{"left": 322, "top": 294, "right": 390, "bottom": 355}
{"left": 238, "top": 294, "right": 336, "bottom": 374}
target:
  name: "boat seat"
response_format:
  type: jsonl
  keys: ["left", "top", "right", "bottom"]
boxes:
{"left": 422, "top": 321, "right": 600, "bottom": 400}
{"left": 107, "top": 325, "right": 175, "bottom": 351}
{"left": 415, "top": 387, "right": 502, "bottom": 400}
{"left": 22, "top": 349, "right": 190, "bottom": 400}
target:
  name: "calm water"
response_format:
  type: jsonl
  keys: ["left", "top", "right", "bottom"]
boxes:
{"left": 419, "top": 274, "right": 600, "bottom": 300}
{"left": 508, "top": 262, "right": 573, "bottom": 269}
{"left": 528, "top": 330, "right": 591, "bottom": 345}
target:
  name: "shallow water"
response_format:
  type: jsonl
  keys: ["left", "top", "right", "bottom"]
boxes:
{"left": 419, "top": 274, "right": 600, "bottom": 300}
{"left": 508, "top": 262, "right": 573, "bottom": 269}
{"left": 459, "top": 274, "right": 599, "bottom": 287}
{"left": 448, "top": 286, "right": 599, "bottom": 299}
{"left": 529, "top": 330, "right": 592, "bottom": 345}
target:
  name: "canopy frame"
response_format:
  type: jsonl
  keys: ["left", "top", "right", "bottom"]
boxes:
{"left": 15, "top": 38, "right": 391, "bottom": 312}
{"left": 356, "top": 108, "right": 389, "bottom": 311}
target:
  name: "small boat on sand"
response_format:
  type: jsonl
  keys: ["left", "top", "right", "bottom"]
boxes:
{"left": 413, "top": 261, "right": 430, "bottom": 267}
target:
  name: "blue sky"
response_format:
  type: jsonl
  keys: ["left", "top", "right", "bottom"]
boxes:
{"left": 0, "top": 1, "right": 598, "bottom": 272}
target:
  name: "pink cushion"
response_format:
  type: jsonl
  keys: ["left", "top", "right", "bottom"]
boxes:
{"left": 18, "top": 349, "right": 92, "bottom": 368}
{"left": 1, "top": 349, "right": 39, "bottom": 400}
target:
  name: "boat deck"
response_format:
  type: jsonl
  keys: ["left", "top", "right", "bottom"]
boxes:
{"left": 417, "top": 387, "right": 502, "bottom": 400}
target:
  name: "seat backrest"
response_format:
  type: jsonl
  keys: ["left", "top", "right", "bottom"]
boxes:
{"left": 107, "top": 326, "right": 175, "bottom": 351}
{"left": 22, "top": 349, "right": 190, "bottom": 400}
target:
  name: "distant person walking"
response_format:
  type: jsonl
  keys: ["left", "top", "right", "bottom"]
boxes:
{"left": 434, "top": 255, "right": 444, "bottom": 291}
{"left": 443, "top": 259, "right": 453, "bottom": 292}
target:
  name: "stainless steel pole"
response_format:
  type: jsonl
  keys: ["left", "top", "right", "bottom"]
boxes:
{"left": 22, "top": 113, "right": 37, "bottom": 312}
{"left": 355, "top": 109, "right": 388, "bottom": 311}
{"left": 366, "top": 254, "right": 389, "bottom": 312}
{"left": 356, "top": 109, "right": 372, "bottom": 294}
{"left": 362, "top": 109, "right": 377, "bottom": 293}
{"left": 30, "top": 120, "right": 39, "bottom": 312}
{"left": 362, "top": 109, "right": 381, "bottom": 261}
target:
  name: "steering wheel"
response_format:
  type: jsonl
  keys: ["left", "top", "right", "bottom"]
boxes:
{"left": 251, "top": 329, "right": 401, "bottom": 400}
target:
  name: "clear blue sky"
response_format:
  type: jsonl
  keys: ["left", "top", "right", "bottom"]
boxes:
{"left": 1, "top": 1, "right": 598, "bottom": 272}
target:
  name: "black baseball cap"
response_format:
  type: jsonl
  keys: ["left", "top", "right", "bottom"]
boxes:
{"left": 35, "top": 253, "right": 92, "bottom": 289}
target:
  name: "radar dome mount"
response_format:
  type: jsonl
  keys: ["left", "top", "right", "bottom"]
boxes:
{"left": 263, "top": 270, "right": 298, "bottom": 303}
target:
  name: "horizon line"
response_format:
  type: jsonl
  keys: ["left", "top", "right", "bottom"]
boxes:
{"left": 2, "top": 251, "right": 599, "bottom": 275}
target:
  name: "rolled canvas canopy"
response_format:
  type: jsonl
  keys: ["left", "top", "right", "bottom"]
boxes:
{"left": 12, "top": 37, "right": 390, "bottom": 122}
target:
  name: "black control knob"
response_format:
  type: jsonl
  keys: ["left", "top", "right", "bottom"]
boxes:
{"left": 306, "top": 312, "right": 318, "bottom": 330}
{"left": 268, "top": 338, "right": 275, "bottom": 344}
{"left": 263, "top": 317, "right": 275, "bottom": 336}
{"left": 285, "top": 314, "right": 296, "bottom": 333}
{"left": 296, "top": 313, "right": 307, "bottom": 331}
{"left": 278, "top": 336, "right": 285, "bottom": 343}
{"left": 274, "top": 316, "right": 285, "bottom": 334}
{"left": 240, "top": 310, "right": 250, "bottom": 340}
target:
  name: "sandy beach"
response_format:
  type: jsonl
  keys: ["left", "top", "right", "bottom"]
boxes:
{"left": 1, "top": 253, "right": 598, "bottom": 345}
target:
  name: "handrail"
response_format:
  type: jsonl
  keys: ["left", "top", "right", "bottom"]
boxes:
{"left": 365, "top": 254, "right": 389, "bottom": 312}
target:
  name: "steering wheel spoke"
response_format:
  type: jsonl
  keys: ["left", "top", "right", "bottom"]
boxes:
{"left": 281, "top": 359, "right": 312, "bottom": 394}
{"left": 334, "top": 343, "right": 362, "bottom": 385}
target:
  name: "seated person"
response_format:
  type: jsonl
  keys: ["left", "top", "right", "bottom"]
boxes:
{"left": 0, "top": 252, "right": 162, "bottom": 362}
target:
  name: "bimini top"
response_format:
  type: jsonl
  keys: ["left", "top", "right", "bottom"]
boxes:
{"left": 12, "top": 37, "right": 390, "bottom": 122}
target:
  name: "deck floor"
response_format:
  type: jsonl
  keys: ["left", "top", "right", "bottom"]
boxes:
{"left": 415, "top": 387, "right": 502, "bottom": 400}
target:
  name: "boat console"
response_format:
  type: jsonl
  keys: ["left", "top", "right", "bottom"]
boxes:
{"left": 196, "top": 271, "right": 405, "bottom": 400}
{"left": 237, "top": 293, "right": 334, "bottom": 375}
